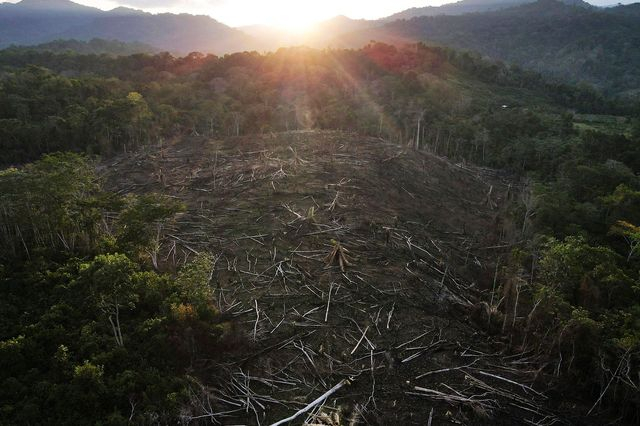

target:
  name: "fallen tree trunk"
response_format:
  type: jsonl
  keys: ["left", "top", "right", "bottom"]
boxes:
{"left": 270, "top": 378, "right": 351, "bottom": 426}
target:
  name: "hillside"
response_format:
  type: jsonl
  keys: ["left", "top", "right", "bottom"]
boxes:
{"left": 3, "top": 0, "right": 640, "bottom": 92}
{"left": 1, "top": 44, "right": 639, "bottom": 424}
{"left": 0, "top": 0, "right": 252, "bottom": 54}
{"left": 384, "top": 0, "right": 533, "bottom": 21}
{"left": 338, "top": 0, "right": 640, "bottom": 97}
{"left": 0, "top": 0, "right": 100, "bottom": 46}
{"left": 383, "top": 0, "right": 591, "bottom": 21}
{"left": 58, "top": 12, "right": 251, "bottom": 54}
{"left": 1, "top": 43, "right": 617, "bottom": 166}
{"left": 608, "top": 2, "right": 640, "bottom": 16}
{"left": 99, "top": 130, "right": 569, "bottom": 424}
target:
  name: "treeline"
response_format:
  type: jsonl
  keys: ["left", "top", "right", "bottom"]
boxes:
{"left": 2, "top": 38, "right": 157, "bottom": 56}
{"left": 446, "top": 49, "right": 624, "bottom": 115}
{"left": 0, "top": 43, "right": 631, "bottom": 165}
{"left": 495, "top": 124, "right": 640, "bottom": 420}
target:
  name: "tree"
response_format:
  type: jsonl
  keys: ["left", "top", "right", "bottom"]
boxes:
{"left": 632, "top": 116, "right": 640, "bottom": 141}
{"left": 0, "top": 153, "right": 103, "bottom": 259}
{"left": 81, "top": 254, "right": 139, "bottom": 347}
{"left": 175, "top": 253, "right": 215, "bottom": 306}
{"left": 602, "top": 184, "right": 640, "bottom": 226}
{"left": 539, "top": 236, "right": 633, "bottom": 309}
{"left": 610, "top": 221, "right": 640, "bottom": 262}
{"left": 116, "top": 194, "right": 185, "bottom": 265}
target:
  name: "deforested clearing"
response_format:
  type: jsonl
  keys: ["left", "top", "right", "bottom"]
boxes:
{"left": 102, "top": 130, "right": 573, "bottom": 425}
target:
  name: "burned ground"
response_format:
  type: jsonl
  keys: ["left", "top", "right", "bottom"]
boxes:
{"left": 103, "top": 131, "right": 578, "bottom": 425}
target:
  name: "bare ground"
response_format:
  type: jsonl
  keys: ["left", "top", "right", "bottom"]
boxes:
{"left": 102, "top": 131, "right": 586, "bottom": 425}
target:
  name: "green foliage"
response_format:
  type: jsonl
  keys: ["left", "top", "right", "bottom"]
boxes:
{"left": 0, "top": 156, "right": 215, "bottom": 424}
{"left": 603, "top": 185, "right": 640, "bottom": 228}
{"left": 73, "top": 360, "right": 104, "bottom": 384}
{"left": 609, "top": 221, "right": 640, "bottom": 262}
{"left": 116, "top": 194, "right": 185, "bottom": 259}
{"left": 529, "top": 156, "right": 640, "bottom": 415}
{"left": 348, "top": 0, "right": 640, "bottom": 99}
{"left": 0, "top": 152, "right": 106, "bottom": 259}
{"left": 175, "top": 252, "right": 215, "bottom": 307}
{"left": 3, "top": 38, "right": 157, "bottom": 56}
{"left": 0, "top": 42, "right": 620, "bottom": 166}
{"left": 0, "top": 41, "right": 638, "bottom": 422}
{"left": 539, "top": 236, "right": 633, "bottom": 309}
{"left": 0, "top": 66, "right": 156, "bottom": 163}
{"left": 632, "top": 117, "right": 640, "bottom": 140}
{"left": 0, "top": 256, "right": 192, "bottom": 423}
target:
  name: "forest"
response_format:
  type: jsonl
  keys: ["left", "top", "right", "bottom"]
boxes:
{"left": 0, "top": 43, "right": 626, "bottom": 165}
{"left": 338, "top": 0, "right": 640, "bottom": 97}
{"left": 1, "top": 43, "right": 639, "bottom": 424}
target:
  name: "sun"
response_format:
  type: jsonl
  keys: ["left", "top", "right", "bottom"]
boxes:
{"left": 266, "top": 5, "right": 324, "bottom": 32}
{"left": 226, "top": 0, "right": 335, "bottom": 32}
{"left": 268, "top": 11, "right": 320, "bottom": 33}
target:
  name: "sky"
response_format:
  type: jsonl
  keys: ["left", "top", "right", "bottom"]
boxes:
{"left": 3, "top": 0, "right": 638, "bottom": 28}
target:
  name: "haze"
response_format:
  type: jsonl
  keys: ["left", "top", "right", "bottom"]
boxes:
{"left": 2, "top": 0, "right": 636, "bottom": 27}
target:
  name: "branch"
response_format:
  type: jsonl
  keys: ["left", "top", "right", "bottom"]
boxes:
{"left": 270, "top": 379, "right": 351, "bottom": 426}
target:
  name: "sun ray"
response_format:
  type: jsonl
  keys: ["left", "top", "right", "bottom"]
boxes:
{"left": 326, "top": 49, "right": 403, "bottom": 141}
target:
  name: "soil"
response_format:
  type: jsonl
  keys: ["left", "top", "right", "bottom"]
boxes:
{"left": 102, "top": 131, "right": 596, "bottom": 425}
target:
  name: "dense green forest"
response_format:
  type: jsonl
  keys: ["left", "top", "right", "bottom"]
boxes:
{"left": 0, "top": 154, "right": 220, "bottom": 424}
{"left": 1, "top": 44, "right": 639, "bottom": 423}
{"left": 339, "top": 0, "right": 640, "bottom": 98}
{"left": 2, "top": 38, "right": 158, "bottom": 56}
{"left": 0, "top": 43, "right": 625, "bottom": 165}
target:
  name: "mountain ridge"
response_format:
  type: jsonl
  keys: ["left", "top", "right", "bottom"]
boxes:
{"left": 2, "top": 0, "right": 640, "bottom": 94}
{"left": 382, "top": 0, "right": 593, "bottom": 21}
{"left": 0, "top": 0, "right": 253, "bottom": 53}
{"left": 336, "top": 0, "right": 640, "bottom": 96}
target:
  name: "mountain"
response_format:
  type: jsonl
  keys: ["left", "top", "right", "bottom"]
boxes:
{"left": 0, "top": 0, "right": 102, "bottom": 46}
{"left": 241, "top": 16, "right": 375, "bottom": 51}
{"left": 382, "top": 0, "right": 591, "bottom": 21}
{"left": 311, "top": 15, "right": 374, "bottom": 37}
{"left": 3, "top": 0, "right": 98, "bottom": 13}
{"left": 606, "top": 2, "right": 640, "bottom": 16}
{"left": 0, "top": 0, "right": 252, "bottom": 54}
{"left": 2, "top": 0, "right": 639, "bottom": 90}
{"left": 245, "top": 1, "right": 593, "bottom": 51}
{"left": 59, "top": 12, "right": 252, "bottom": 54}
{"left": 338, "top": 0, "right": 640, "bottom": 97}
{"left": 383, "top": 0, "right": 533, "bottom": 20}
